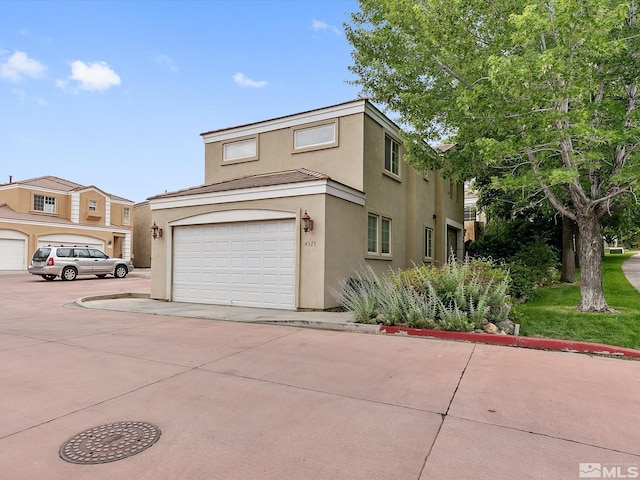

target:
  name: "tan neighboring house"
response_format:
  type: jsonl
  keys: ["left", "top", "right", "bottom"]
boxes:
{"left": 0, "top": 176, "right": 134, "bottom": 270}
{"left": 463, "top": 181, "right": 487, "bottom": 242}
{"left": 148, "top": 99, "right": 464, "bottom": 310}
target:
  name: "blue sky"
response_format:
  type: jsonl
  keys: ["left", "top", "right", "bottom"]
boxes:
{"left": 0, "top": 0, "right": 362, "bottom": 203}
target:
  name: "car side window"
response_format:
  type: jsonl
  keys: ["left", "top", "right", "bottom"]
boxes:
{"left": 56, "top": 248, "right": 72, "bottom": 257}
{"left": 89, "top": 249, "right": 108, "bottom": 259}
{"left": 74, "top": 248, "right": 90, "bottom": 258}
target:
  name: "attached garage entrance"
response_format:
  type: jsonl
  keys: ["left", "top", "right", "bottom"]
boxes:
{"left": 0, "top": 230, "right": 28, "bottom": 270}
{"left": 172, "top": 219, "right": 296, "bottom": 309}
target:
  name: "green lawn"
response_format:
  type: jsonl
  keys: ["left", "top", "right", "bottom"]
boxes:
{"left": 516, "top": 253, "right": 640, "bottom": 350}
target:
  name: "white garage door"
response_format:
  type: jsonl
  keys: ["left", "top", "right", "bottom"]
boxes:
{"left": 173, "top": 220, "right": 296, "bottom": 309}
{"left": 0, "top": 238, "right": 26, "bottom": 270}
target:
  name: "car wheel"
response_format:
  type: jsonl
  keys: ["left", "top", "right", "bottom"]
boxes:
{"left": 96, "top": 274, "right": 107, "bottom": 278}
{"left": 41, "top": 274, "right": 56, "bottom": 281}
{"left": 114, "top": 264, "right": 128, "bottom": 278}
{"left": 61, "top": 267, "right": 77, "bottom": 281}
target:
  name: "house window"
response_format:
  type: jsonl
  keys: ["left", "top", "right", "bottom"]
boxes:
{"left": 384, "top": 136, "right": 400, "bottom": 176}
{"left": 425, "top": 227, "right": 433, "bottom": 259}
{"left": 123, "top": 207, "right": 131, "bottom": 226}
{"left": 464, "top": 206, "right": 477, "bottom": 222}
{"left": 33, "top": 194, "right": 56, "bottom": 213}
{"left": 368, "top": 213, "right": 392, "bottom": 256}
{"left": 88, "top": 200, "right": 97, "bottom": 212}
{"left": 367, "top": 214, "right": 378, "bottom": 253}
{"left": 381, "top": 217, "right": 391, "bottom": 254}
{"left": 294, "top": 122, "right": 336, "bottom": 150}
{"left": 223, "top": 138, "right": 257, "bottom": 162}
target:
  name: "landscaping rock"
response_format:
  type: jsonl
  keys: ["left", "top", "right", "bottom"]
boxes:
{"left": 497, "top": 320, "right": 515, "bottom": 335}
{"left": 484, "top": 323, "right": 498, "bottom": 334}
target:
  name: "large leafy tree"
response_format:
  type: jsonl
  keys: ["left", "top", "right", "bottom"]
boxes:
{"left": 346, "top": 0, "right": 640, "bottom": 311}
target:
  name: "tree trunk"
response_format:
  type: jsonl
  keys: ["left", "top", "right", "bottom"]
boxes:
{"left": 575, "top": 213, "right": 612, "bottom": 312}
{"left": 560, "top": 216, "right": 576, "bottom": 283}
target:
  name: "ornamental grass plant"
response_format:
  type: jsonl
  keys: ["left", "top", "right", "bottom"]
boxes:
{"left": 333, "top": 256, "right": 513, "bottom": 331}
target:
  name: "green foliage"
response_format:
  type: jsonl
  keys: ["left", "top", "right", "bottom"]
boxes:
{"left": 332, "top": 267, "right": 380, "bottom": 323}
{"left": 335, "top": 257, "right": 513, "bottom": 331}
{"left": 467, "top": 219, "right": 560, "bottom": 300}
{"left": 346, "top": 0, "right": 640, "bottom": 311}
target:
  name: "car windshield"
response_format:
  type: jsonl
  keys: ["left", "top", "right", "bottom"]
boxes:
{"left": 32, "top": 248, "right": 51, "bottom": 261}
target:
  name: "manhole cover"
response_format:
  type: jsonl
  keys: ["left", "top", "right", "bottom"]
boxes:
{"left": 59, "top": 421, "right": 160, "bottom": 464}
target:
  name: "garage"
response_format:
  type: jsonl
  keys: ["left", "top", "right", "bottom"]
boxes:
{"left": 172, "top": 219, "right": 296, "bottom": 309}
{"left": 37, "top": 234, "right": 104, "bottom": 251}
{"left": 0, "top": 230, "right": 28, "bottom": 270}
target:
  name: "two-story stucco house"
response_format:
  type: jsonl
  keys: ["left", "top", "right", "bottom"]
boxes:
{"left": 0, "top": 176, "right": 134, "bottom": 270}
{"left": 148, "top": 99, "right": 464, "bottom": 310}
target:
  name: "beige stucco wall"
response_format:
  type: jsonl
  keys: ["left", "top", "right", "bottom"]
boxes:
{"left": 133, "top": 202, "right": 151, "bottom": 268}
{"left": 323, "top": 195, "right": 366, "bottom": 307}
{"left": 204, "top": 113, "right": 366, "bottom": 190}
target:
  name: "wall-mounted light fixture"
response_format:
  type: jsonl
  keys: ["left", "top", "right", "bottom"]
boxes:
{"left": 301, "top": 210, "right": 314, "bottom": 233}
{"left": 151, "top": 221, "right": 163, "bottom": 239}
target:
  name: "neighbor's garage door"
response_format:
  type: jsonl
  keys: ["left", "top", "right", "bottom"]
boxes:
{"left": 173, "top": 220, "right": 296, "bottom": 309}
{"left": 37, "top": 234, "right": 104, "bottom": 251}
{"left": 0, "top": 237, "right": 26, "bottom": 270}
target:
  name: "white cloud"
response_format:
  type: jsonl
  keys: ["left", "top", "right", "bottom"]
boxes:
{"left": 0, "top": 51, "right": 47, "bottom": 82}
{"left": 312, "top": 19, "right": 341, "bottom": 35}
{"left": 156, "top": 54, "right": 179, "bottom": 72}
{"left": 233, "top": 72, "right": 267, "bottom": 88}
{"left": 64, "top": 60, "right": 121, "bottom": 92}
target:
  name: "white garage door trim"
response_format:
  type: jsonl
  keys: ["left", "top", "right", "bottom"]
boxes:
{"left": 37, "top": 234, "right": 104, "bottom": 251}
{"left": 172, "top": 219, "right": 297, "bottom": 310}
{"left": 0, "top": 230, "right": 28, "bottom": 270}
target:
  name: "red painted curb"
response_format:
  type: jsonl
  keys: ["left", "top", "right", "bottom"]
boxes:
{"left": 379, "top": 326, "right": 640, "bottom": 359}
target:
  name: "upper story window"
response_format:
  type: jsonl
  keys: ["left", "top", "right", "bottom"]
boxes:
{"left": 293, "top": 122, "right": 337, "bottom": 150}
{"left": 223, "top": 137, "right": 257, "bottom": 162}
{"left": 123, "top": 207, "right": 131, "bottom": 226}
{"left": 464, "top": 206, "right": 477, "bottom": 222}
{"left": 88, "top": 200, "right": 97, "bottom": 212}
{"left": 34, "top": 194, "right": 56, "bottom": 213}
{"left": 384, "top": 135, "right": 400, "bottom": 176}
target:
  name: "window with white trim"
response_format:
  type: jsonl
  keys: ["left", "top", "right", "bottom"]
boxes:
{"left": 123, "top": 207, "right": 131, "bottom": 226}
{"left": 294, "top": 122, "right": 336, "bottom": 150}
{"left": 223, "top": 138, "right": 257, "bottom": 162}
{"left": 464, "top": 206, "right": 477, "bottom": 222}
{"left": 424, "top": 227, "right": 433, "bottom": 259}
{"left": 33, "top": 194, "right": 56, "bottom": 213}
{"left": 384, "top": 135, "right": 400, "bottom": 176}
{"left": 88, "top": 200, "right": 97, "bottom": 212}
{"left": 367, "top": 213, "right": 392, "bottom": 256}
{"left": 367, "top": 214, "right": 378, "bottom": 253}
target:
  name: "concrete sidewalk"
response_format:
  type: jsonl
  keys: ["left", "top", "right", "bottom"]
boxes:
{"left": 1, "top": 272, "right": 640, "bottom": 479}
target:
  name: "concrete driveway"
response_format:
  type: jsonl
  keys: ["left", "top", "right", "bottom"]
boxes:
{"left": 1, "top": 271, "right": 639, "bottom": 479}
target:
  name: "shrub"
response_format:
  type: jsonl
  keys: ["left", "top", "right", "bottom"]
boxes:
{"left": 334, "top": 256, "right": 514, "bottom": 331}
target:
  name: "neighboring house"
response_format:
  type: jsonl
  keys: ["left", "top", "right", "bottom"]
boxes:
{"left": 464, "top": 182, "right": 486, "bottom": 242}
{"left": 0, "top": 176, "right": 134, "bottom": 270}
{"left": 148, "top": 99, "right": 464, "bottom": 310}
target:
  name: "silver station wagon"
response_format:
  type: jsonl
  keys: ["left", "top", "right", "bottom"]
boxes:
{"left": 28, "top": 245, "right": 134, "bottom": 281}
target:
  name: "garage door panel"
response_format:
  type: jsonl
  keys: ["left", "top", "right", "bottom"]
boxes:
{"left": 0, "top": 238, "right": 27, "bottom": 270}
{"left": 173, "top": 219, "right": 296, "bottom": 309}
